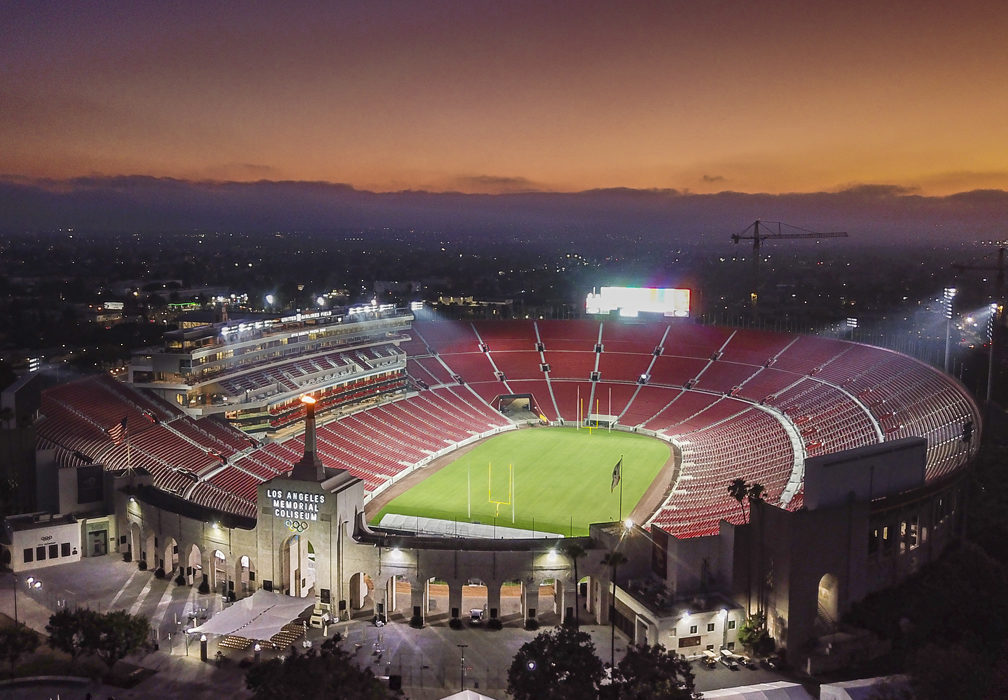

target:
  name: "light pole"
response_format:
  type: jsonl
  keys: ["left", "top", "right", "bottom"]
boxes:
{"left": 457, "top": 643, "right": 467, "bottom": 689}
{"left": 944, "top": 287, "right": 957, "bottom": 374}
{"left": 988, "top": 303, "right": 999, "bottom": 402}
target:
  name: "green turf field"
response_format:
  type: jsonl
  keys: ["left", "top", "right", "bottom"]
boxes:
{"left": 372, "top": 427, "right": 670, "bottom": 536}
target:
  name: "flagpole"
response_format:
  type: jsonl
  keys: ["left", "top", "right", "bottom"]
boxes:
{"left": 576, "top": 386, "right": 580, "bottom": 429}
{"left": 612, "top": 457, "right": 620, "bottom": 524}
{"left": 467, "top": 464, "right": 471, "bottom": 519}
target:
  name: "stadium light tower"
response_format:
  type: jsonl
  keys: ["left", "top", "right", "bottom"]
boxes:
{"left": 988, "top": 303, "right": 1000, "bottom": 402}
{"left": 944, "top": 287, "right": 957, "bottom": 373}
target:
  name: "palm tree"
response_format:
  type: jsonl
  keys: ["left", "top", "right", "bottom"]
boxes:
{"left": 602, "top": 549, "right": 628, "bottom": 670}
{"left": 728, "top": 477, "right": 748, "bottom": 524}
{"left": 560, "top": 540, "right": 587, "bottom": 630}
{"left": 747, "top": 482, "right": 765, "bottom": 504}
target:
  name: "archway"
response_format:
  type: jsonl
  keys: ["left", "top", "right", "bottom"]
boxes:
{"left": 349, "top": 571, "right": 375, "bottom": 617}
{"left": 281, "top": 535, "right": 316, "bottom": 597}
{"left": 143, "top": 532, "right": 156, "bottom": 569}
{"left": 187, "top": 544, "right": 204, "bottom": 586}
{"left": 817, "top": 573, "right": 839, "bottom": 631}
{"left": 211, "top": 549, "right": 228, "bottom": 594}
{"left": 463, "top": 578, "right": 489, "bottom": 625}
{"left": 163, "top": 537, "right": 179, "bottom": 575}
{"left": 235, "top": 554, "right": 255, "bottom": 596}
{"left": 500, "top": 579, "right": 524, "bottom": 624}
{"left": 387, "top": 575, "right": 412, "bottom": 619}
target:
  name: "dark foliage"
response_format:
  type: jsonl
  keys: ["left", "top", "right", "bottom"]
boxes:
{"left": 507, "top": 625, "right": 603, "bottom": 700}
{"left": 245, "top": 642, "right": 397, "bottom": 700}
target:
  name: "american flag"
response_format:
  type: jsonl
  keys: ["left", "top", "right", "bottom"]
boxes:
{"left": 107, "top": 417, "right": 127, "bottom": 445}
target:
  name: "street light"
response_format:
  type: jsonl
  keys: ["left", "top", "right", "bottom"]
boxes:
{"left": 944, "top": 287, "right": 957, "bottom": 373}
{"left": 457, "top": 643, "right": 468, "bottom": 689}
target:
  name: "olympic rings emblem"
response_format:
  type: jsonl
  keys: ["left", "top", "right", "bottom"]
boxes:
{"left": 285, "top": 519, "right": 309, "bottom": 533}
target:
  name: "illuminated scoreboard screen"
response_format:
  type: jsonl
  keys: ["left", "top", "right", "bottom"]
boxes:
{"left": 585, "top": 286, "right": 691, "bottom": 318}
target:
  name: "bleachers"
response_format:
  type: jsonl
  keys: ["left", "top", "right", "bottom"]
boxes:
{"left": 662, "top": 323, "right": 733, "bottom": 358}
{"left": 414, "top": 357, "right": 455, "bottom": 385}
{"left": 472, "top": 320, "right": 538, "bottom": 351}
{"left": 719, "top": 329, "right": 794, "bottom": 366}
{"left": 692, "top": 361, "right": 761, "bottom": 395}
{"left": 647, "top": 355, "right": 708, "bottom": 387}
{"left": 597, "top": 352, "right": 652, "bottom": 383}
{"left": 490, "top": 351, "right": 546, "bottom": 380}
{"left": 439, "top": 353, "right": 498, "bottom": 383}
{"left": 413, "top": 321, "right": 480, "bottom": 354}
{"left": 542, "top": 351, "right": 597, "bottom": 380}
{"left": 600, "top": 321, "right": 668, "bottom": 353}
{"left": 641, "top": 390, "right": 721, "bottom": 432}
{"left": 536, "top": 319, "right": 600, "bottom": 350}
{"left": 36, "top": 319, "right": 981, "bottom": 540}
{"left": 619, "top": 385, "right": 680, "bottom": 426}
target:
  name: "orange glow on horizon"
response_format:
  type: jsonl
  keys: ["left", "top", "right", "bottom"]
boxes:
{"left": 3, "top": 3, "right": 1008, "bottom": 196}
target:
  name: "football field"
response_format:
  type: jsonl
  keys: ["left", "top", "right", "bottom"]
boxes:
{"left": 372, "top": 427, "right": 671, "bottom": 536}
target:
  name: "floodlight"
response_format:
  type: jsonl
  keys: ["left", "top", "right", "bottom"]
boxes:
{"left": 624, "top": 518, "right": 634, "bottom": 530}
{"left": 301, "top": 395, "right": 316, "bottom": 405}
{"left": 265, "top": 294, "right": 274, "bottom": 305}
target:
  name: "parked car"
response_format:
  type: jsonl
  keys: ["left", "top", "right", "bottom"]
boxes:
{"left": 701, "top": 649, "right": 718, "bottom": 668}
{"left": 719, "top": 649, "right": 739, "bottom": 670}
{"left": 735, "top": 653, "right": 757, "bottom": 669}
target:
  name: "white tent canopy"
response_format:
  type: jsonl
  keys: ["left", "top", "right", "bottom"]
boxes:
{"left": 189, "top": 588, "right": 314, "bottom": 639}
{"left": 439, "top": 691, "right": 500, "bottom": 700}
{"left": 702, "top": 682, "right": 815, "bottom": 700}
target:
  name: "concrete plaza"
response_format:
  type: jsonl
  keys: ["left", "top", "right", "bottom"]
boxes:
{"left": 2, "top": 555, "right": 790, "bottom": 698}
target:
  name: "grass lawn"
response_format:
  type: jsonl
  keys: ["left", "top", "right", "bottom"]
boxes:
{"left": 372, "top": 427, "right": 670, "bottom": 536}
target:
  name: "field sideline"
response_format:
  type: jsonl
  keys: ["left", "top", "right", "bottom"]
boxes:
{"left": 372, "top": 427, "right": 671, "bottom": 536}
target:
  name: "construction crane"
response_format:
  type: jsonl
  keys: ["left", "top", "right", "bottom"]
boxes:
{"left": 730, "top": 219, "right": 848, "bottom": 311}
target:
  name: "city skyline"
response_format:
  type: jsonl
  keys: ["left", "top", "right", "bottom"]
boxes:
{"left": 4, "top": 1, "right": 1008, "bottom": 196}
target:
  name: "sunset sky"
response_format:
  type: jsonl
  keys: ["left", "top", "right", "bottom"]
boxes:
{"left": 3, "top": 0, "right": 1008, "bottom": 195}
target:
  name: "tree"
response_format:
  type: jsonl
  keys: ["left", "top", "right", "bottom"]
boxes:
{"left": 738, "top": 610, "right": 773, "bottom": 656}
{"left": 246, "top": 640, "right": 395, "bottom": 700}
{"left": 47, "top": 608, "right": 95, "bottom": 661}
{"left": 47, "top": 608, "right": 150, "bottom": 670}
{"left": 607, "top": 643, "right": 700, "bottom": 700}
{"left": 507, "top": 625, "right": 604, "bottom": 700}
{"left": 91, "top": 610, "right": 150, "bottom": 670}
{"left": 602, "top": 549, "right": 628, "bottom": 669}
{"left": 0, "top": 623, "right": 39, "bottom": 674}
{"left": 559, "top": 540, "right": 587, "bottom": 630}
{"left": 728, "top": 477, "right": 748, "bottom": 524}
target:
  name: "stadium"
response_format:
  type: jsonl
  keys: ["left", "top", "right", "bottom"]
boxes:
{"left": 3, "top": 298, "right": 981, "bottom": 670}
